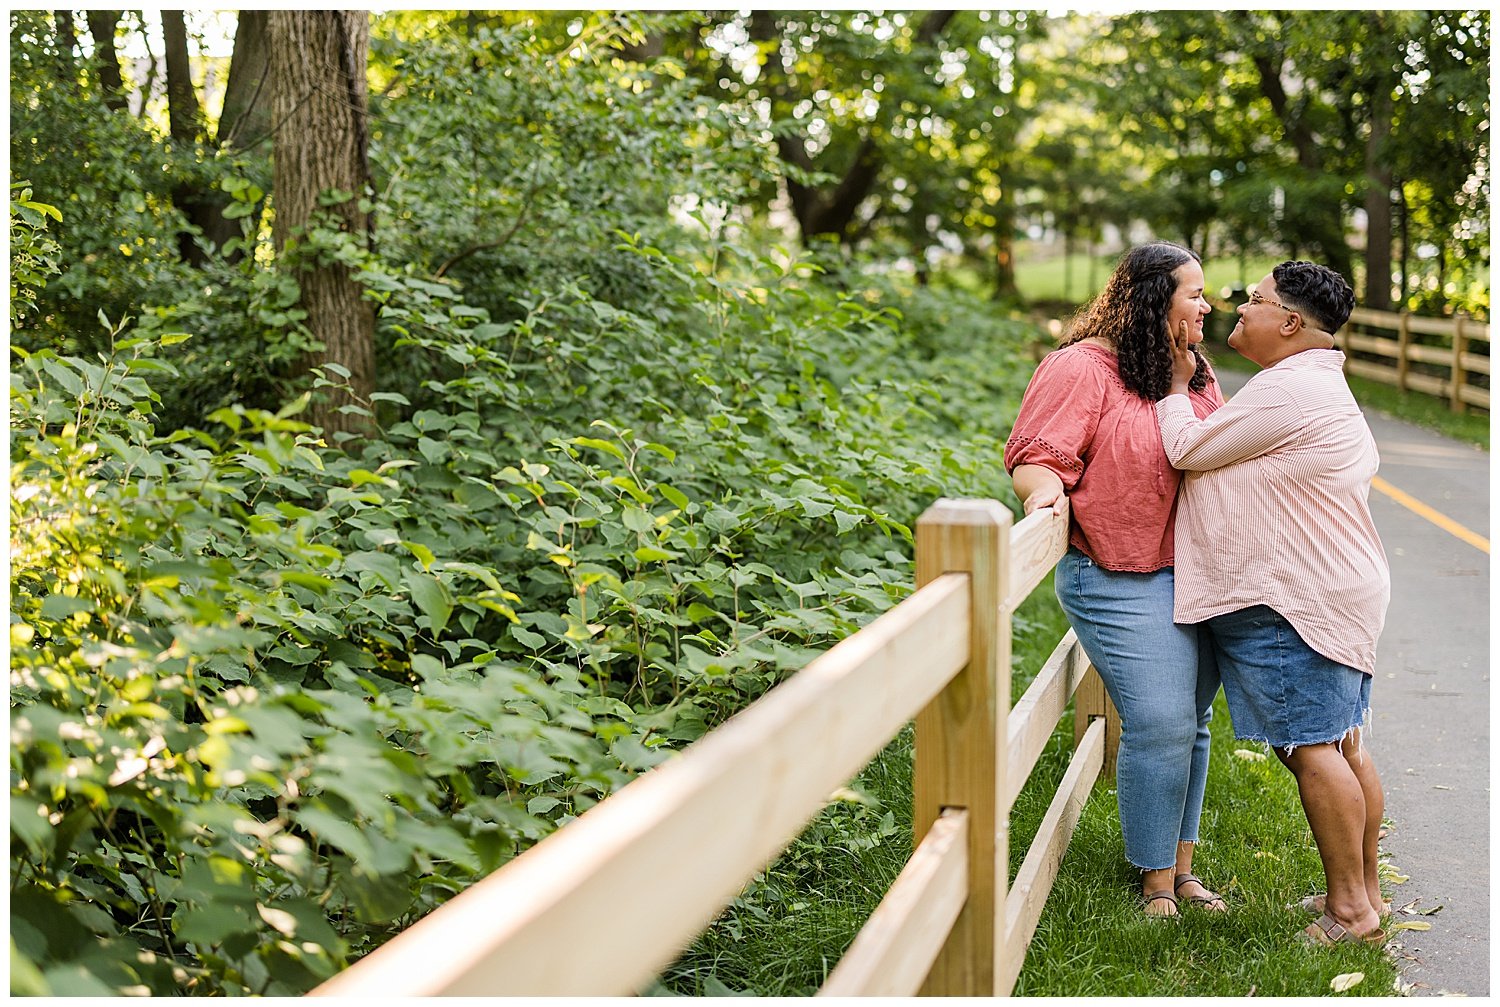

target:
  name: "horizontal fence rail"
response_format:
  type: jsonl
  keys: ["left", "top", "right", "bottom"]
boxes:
{"left": 310, "top": 498, "right": 1115, "bottom": 998}
{"left": 1339, "top": 307, "right": 1490, "bottom": 412}
{"left": 311, "top": 572, "right": 973, "bottom": 997}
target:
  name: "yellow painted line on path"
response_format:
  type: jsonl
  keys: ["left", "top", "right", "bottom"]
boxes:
{"left": 1371, "top": 475, "right": 1489, "bottom": 555}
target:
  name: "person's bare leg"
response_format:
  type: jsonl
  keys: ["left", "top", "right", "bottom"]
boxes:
{"left": 1174, "top": 840, "right": 1226, "bottom": 910}
{"left": 1142, "top": 866, "right": 1178, "bottom": 916}
{"left": 1276, "top": 742, "right": 1381, "bottom": 936}
{"left": 1343, "top": 728, "right": 1386, "bottom": 916}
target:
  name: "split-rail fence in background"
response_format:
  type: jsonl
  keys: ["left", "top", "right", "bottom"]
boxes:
{"left": 309, "top": 498, "right": 1120, "bottom": 997}
{"left": 1338, "top": 307, "right": 1490, "bottom": 412}
{"left": 1033, "top": 306, "right": 1490, "bottom": 415}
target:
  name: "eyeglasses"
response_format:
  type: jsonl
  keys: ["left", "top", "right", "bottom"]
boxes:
{"left": 1247, "top": 289, "right": 1296, "bottom": 314}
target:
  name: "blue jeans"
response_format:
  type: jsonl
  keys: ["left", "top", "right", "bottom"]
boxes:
{"left": 1055, "top": 548, "right": 1219, "bottom": 870}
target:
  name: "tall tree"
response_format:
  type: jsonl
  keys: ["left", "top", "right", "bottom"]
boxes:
{"left": 269, "top": 10, "right": 377, "bottom": 439}
{"left": 1386, "top": 11, "right": 1489, "bottom": 312}
{"left": 161, "top": 11, "right": 201, "bottom": 145}
{"left": 746, "top": 10, "right": 956, "bottom": 244}
{"left": 84, "top": 10, "right": 127, "bottom": 112}
{"left": 50, "top": 10, "right": 79, "bottom": 89}
{"left": 160, "top": 10, "right": 217, "bottom": 266}
{"left": 218, "top": 11, "right": 272, "bottom": 151}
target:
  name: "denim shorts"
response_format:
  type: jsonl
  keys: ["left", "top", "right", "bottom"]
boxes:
{"left": 1204, "top": 605, "right": 1372, "bottom": 751}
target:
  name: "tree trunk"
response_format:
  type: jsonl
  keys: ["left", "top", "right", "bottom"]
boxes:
{"left": 219, "top": 11, "right": 271, "bottom": 150}
{"left": 84, "top": 10, "right": 127, "bottom": 112}
{"left": 161, "top": 11, "right": 201, "bottom": 144}
{"left": 53, "top": 10, "right": 77, "bottom": 53}
{"left": 270, "top": 10, "right": 377, "bottom": 440}
{"left": 618, "top": 31, "right": 665, "bottom": 63}
{"left": 1243, "top": 18, "right": 1353, "bottom": 280}
{"left": 991, "top": 182, "right": 1020, "bottom": 302}
{"left": 1361, "top": 17, "right": 1395, "bottom": 311}
{"left": 1062, "top": 231, "right": 1073, "bottom": 303}
{"left": 1397, "top": 182, "right": 1409, "bottom": 304}
{"left": 1363, "top": 108, "right": 1394, "bottom": 310}
{"left": 194, "top": 10, "right": 274, "bottom": 260}
{"left": 162, "top": 10, "right": 217, "bottom": 266}
{"left": 49, "top": 11, "right": 81, "bottom": 93}
{"left": 749, "top": 10, "right": 956, "bottom": 244}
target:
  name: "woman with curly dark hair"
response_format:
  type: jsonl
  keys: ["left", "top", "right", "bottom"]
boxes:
{"left": 1004, "top": 241, "right": 1227, "bottom": 918}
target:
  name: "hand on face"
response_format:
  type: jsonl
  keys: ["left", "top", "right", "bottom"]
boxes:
{"left": 1170, "top": 320, "right": 1198, "bottom": 390}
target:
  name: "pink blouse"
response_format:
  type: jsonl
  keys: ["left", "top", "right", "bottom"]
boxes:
{"left": 1004, "top": 342, "right": 1224, "bottom": 571}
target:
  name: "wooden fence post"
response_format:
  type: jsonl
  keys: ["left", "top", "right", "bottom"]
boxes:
{"left": 1396, "top": 311, "right": 1411, "bottom": 392}
{"left": 913, "top": 499, "right": 1009, "bottom": 996}
{"left": 1450, "top": 312, "right": 1468, "bottom": 413}
{"left": 1073, "top": 668, "right": 1120, "bottom": 780}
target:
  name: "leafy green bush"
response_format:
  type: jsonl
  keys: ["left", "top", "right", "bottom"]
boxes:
{"left": 9, "top": 182, "right": 61, "bottom": 326}
{"left": 10, "top": 339, "right": 613, "bottom": 995}
{"left": 10, "top": 219, "right": 1043, "bottom": 993}
{"left": 9, "top": 11, "right": 198, "bottom": 357}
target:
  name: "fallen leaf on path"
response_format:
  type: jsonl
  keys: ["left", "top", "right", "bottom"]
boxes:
{"left": 1392, "top": 921, "right": 1432, "bottom": 931}
{"left": 1433, "top": 784, "right": 1453, "bottom": 790}
{"left": 1418, "top": 904, "right": 1444, "bottom": 916}
{"left": 1330, "top": 972, "right": 1364, "bottom": 993}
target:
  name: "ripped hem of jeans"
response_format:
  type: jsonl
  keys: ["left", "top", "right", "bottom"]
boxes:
{"left": 1237, "top": 705, "right": 1373, "bottom": 760}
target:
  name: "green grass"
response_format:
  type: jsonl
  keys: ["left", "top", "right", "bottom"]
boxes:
{"left": 1208, "top": 340, "right": 1490, "bottom": 450}
{"left": 1345, "top": 373, "right": 1488, "bottom": 450}
{"left": 651, "top": 575, "right": 1402, "bottom": 997}
{"left": 1012, "top": 693, "right": 1399, "bottom": 997}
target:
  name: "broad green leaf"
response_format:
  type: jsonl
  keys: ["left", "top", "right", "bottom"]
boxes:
{"left": 401, "top": 540, "right": 436, "bottom": 570}
{"left": 411, "top": 653, "right": 444, "bottom": 678}
{"left": 611, "top": 475, "right": 652, "bottom": 503}
{"left": 406, "top": 572, "right": 452, "bottom": 636}
{"left": 633, "top": 546, "right": 680, "bottom": 563}
{"left": 622, "top": 507, "right": 653, "bottom": 533}
{"left": 349, "top": 468, "right": 398, "bottom": 488}
{"left": 40, "top": 594, "right": 93, "bottom": 620}
{"left": 571, "top": 436, "right": 626, "bottom": 461}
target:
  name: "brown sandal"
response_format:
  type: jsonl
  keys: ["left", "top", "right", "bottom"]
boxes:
{"left": 1174, "top": 872, "right": 1228, "bottom": 911}
{"left": 1143, "top": 889, "right": 1179, "bottom": 918}
{"left": 1299, "top": 912, "right": 1387, "bottom": 946}
{"left": 1298, "top": 893, "right": 1391, "bottom": 919}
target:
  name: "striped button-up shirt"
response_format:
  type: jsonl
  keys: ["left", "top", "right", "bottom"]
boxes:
{"left": 1155, "top": 349, "right": 1390, "bottom": 674}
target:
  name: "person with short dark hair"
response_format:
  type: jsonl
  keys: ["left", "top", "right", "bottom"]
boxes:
{"left": 1006, "top": 242, "right": 1228, "bottom": 918}
{"left": 1157, "top": 260, "right": 1391, "bottom": 946}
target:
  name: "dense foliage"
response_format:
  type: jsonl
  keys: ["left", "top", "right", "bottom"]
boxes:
{"left": 10, "top": 157, "right": 1043, "bottom": 1003}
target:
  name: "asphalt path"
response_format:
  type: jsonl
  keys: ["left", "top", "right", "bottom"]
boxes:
{"left": 1215, "top": 366, "right": 1490, "bottom": 996}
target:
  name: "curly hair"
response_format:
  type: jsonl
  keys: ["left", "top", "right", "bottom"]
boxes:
{"left": 1063, "top": 241, "right": 1210, "bottom": 400}
{"left": 1272, "top": 260, "right": 1355, "bottom": 334}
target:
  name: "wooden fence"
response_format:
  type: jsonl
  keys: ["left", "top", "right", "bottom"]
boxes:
{"left": 309, "top": 498, "right": 1117, "bottom": 998}
{"left": 1337, "top": 308, "right": 1489, "bottom": 412}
